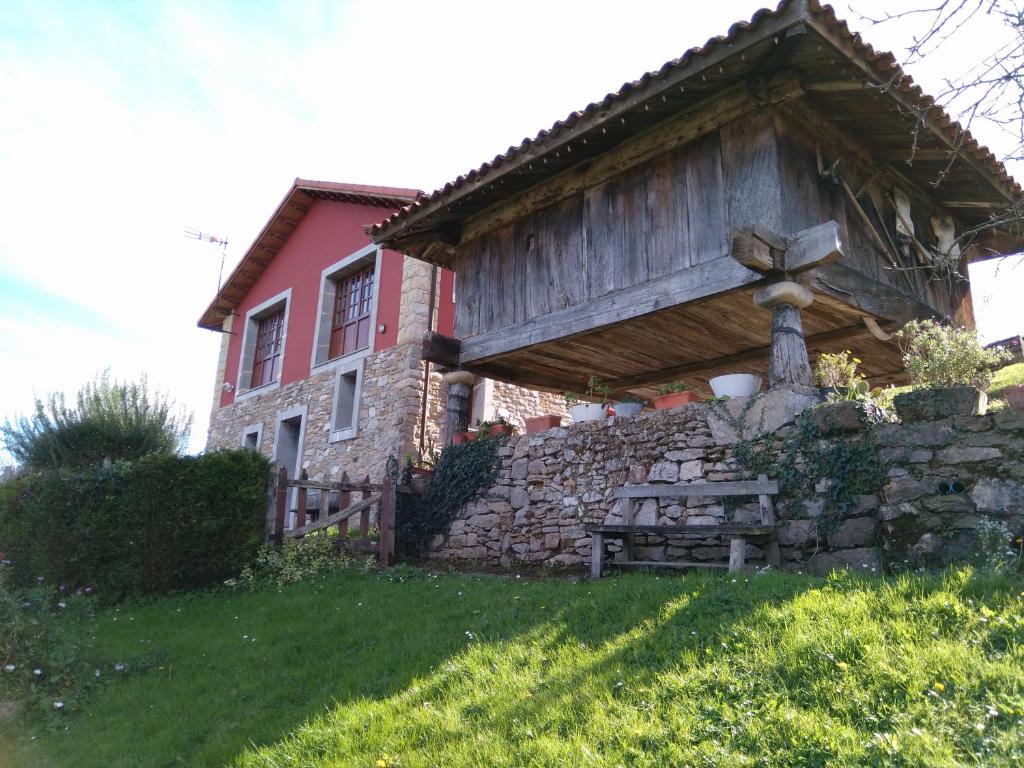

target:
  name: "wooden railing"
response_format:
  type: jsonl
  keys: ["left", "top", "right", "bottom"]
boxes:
{"left": 271, "top": 464, "right": 398, "bottom": 567}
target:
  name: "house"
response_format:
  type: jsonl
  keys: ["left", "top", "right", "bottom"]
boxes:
{"left": 369, "top": 0, "right": 1020, "bottom": 416}
{"left": 199, "top": 179, "right": 566, "bottom": 484}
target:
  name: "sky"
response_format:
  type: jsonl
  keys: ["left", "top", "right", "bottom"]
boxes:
{"left": 1, "top": 0, "right": 1021, "bottom": 456}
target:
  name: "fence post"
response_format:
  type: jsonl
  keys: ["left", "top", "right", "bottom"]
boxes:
{"left": 337, "top": 471, "right": 351, "bottom": 544}
{"left": 295, "top": 469, "right": 309, "bottom": 531}
{"left": 380, "top": 456, "right": 398, "bottom": 567}
{"left": 359, "top": 474, "right": 371, "bottom": 539}
{"left": 273, "top": 466, "right": 288, "bottom": 545}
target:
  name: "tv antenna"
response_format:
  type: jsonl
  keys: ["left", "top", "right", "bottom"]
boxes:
{"left": 184, "top": 228, "right": 230, "bottom": 290}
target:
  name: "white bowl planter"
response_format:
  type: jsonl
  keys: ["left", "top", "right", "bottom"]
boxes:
{"left": 569, "top": 403, "right": 607, "bottom": 423}
{"left": 709, "top": 374, "right": 762, "bottom": 398}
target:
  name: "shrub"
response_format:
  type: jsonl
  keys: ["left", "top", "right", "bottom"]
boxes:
{"left": 1, "top": 372, "right": 192, "bottom": 470}
{"left": 897, "top": 319, "right": 1011, "bottom": 390}
{"left": 0, "top": 450, "right": 269, "bottom": 599}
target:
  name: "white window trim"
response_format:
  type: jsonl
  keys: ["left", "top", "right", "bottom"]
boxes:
{"left": 310, "top": 244, "right": 382, "bottom": 374}
{"left": 328, "top": 357, "right": 365, "bottom": 443}
{"left": 235, "top": 288, "right": 292, "bottom": 402}
{"left": 240, "top": 423, "right": 263, "bottom": 451}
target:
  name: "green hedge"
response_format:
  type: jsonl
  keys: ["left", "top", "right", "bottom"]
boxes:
{"left": 0, "top": 450, "right": 269, "bottom": 599}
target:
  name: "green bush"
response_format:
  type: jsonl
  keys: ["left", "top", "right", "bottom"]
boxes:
{"left": 0, "top": 450, "right": 269, "bottom": 599}
{"left": 897, "top": 319, "right": 1011, "bottom": 390}
{"left": 1, "top": 372, "right": 192, "bottom": 470}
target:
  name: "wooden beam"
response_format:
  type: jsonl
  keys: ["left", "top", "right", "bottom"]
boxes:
{"left": 781, "top": 221, "right": 843, "bottom": 273}
{"left": 603, "top": 322, "right": 875, "bottom": 390}
{"left": 421, "top": 331, "right": 462, "bottom": 367}
{"left": 613, "top": 480, "right": 778, "bottom": 498}
{"left": 458, "top": 255, "right": 762, "bottom": 366}
{"left": 731, "top": 231, "right": 775, "bottom": 272}
{"left": 806, "top": 262, "right": 945, "bottom": 324}
{"left": 588, "top": 524, "right": 774, "bottom": 536}
{"left": 804, "top": 80, "right": 870, "bottom": 92}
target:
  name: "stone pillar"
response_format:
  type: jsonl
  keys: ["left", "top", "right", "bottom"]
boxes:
{"left": 442, "top": 370, "right": 476, "bottom": 444}
{"left": 753, "top": 281, "right": 814, "bottom": 389}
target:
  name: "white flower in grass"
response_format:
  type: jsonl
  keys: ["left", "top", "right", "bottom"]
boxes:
{"left": 53, "top": 701, "right": 64, "bottom": 710}
{"left": 3, "top": 664, "right": 15, "bottom": 672}
{"left": 33, "top": 669, "right": 42, "bottom": 676}
{"left": 114, "top": 663, "right": 127, "bottom": 672}
{"left": 57, "top": 602, "right": 66, "bottom": 609}
{"left": 94, "top": 669, "right": 101, "bottom": 678}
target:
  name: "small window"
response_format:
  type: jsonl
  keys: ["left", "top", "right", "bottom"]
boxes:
{"left": 241, "top": 424, "right": 262, "bottom": 450}
{"left": 329, "top": 363, "right": 363, "bottom": 442}
{"left": 329, "top": 265, "right": 374, "bottom": 360}
{"left": 251, "top": 310, "right": 284, "bottom": 389}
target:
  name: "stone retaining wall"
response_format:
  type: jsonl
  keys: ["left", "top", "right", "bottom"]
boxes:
{"left": 429, "top": 400, "right": 1024, "bottom": 574}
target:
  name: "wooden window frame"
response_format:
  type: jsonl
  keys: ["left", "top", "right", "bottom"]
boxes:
{"left": 235, "top": 289, "right": 291, "bottom": 401}
{"left": 250, "top": 310, "right": 285, "bottom": 389}
{"left": 329, "top": 263, "right": 375, "bottom": 360}
{"left": 310, "top": 245, "right": 381, "bottom": 372}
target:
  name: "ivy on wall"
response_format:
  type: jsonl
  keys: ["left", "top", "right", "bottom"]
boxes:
{"left": 396, "top": 437, "right": 504, "bottom": 558}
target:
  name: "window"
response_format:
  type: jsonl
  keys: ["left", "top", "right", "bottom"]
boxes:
{"left": 329, "top": 264, "right": 374, "bottom": 359}
{"left": 310, "top": 246, "right": 380, "bottom": 371}
{"left": 236, "top": 288, "right": 291, "bottom": 400}
{"left": 251, "top": 311, "right": 284, "bottom": 389}
{"left": 241, "top": 423, "right": 262, "bottom": 450}
{"left": 329, "top": 360, "right": 364, "bottom": 442}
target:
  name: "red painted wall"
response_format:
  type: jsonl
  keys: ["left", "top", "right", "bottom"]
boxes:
{"left": 219, "top": 199, "right": 405, "bottom": 408}
{"left": 437, "top": 269, "right": 456, "bottom": 336}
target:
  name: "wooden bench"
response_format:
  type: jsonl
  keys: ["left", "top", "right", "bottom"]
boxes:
{"left": 587, "top": 475, "right": 780, "bottom": 577}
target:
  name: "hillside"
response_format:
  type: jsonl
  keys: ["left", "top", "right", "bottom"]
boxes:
{"left": 3, "top": 566, "right": 1023, "bottom": 767}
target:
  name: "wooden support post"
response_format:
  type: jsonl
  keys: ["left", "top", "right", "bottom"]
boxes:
{"left": 622, "top": 497, "right": 636, "bottom": 562}
{"left": 379, "top": 456, "right": 398, "bottom": 567}
{"left": 753, "top": 281, "right": 814, "bottom": 389}
{"left": 728, "top": 538, "right": 747, "bottom": 572}
{"left": 273, "top": 466, "right": 288, "bottom": 545}
{"left": 591, "top": 532, "right": 604, "bottom": 579}
{"left": 359, "top": 474, "right": 371, "bottom": 538}
{"left": 336, "top": 471, "right": 351, "bottom": 544}
{"left": 295, "top": 470, "right": 308, "bottom": 531}
{"left": 442, "top": 370, "right": 476, "bottom": 444}
{"left": 318, "top": 482, "right": 329, "bottom": 529}
{"left": 758, "top": 473, "right": 781, "bottom": 567}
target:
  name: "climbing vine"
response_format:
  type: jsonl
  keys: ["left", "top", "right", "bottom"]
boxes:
{"left": 711, "top": 398, "right": 887, "bottom": 536}
{"left": 395, "top": 436, "right": 504, "bottom": 558}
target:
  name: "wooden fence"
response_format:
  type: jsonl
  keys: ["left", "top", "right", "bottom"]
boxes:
{"left": 270, "top": 462, "right": 400, "bottom": 567}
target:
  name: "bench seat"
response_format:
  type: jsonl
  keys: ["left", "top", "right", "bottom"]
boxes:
{"left": 588, "top": 524, "right": 774, "bottom": 537}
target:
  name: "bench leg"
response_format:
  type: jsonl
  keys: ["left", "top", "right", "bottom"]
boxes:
{"left": 591, "top": 532, "right": 604, "bottom": 579}
{"left": 728, "top": 537, "right": 746, "bottom": 572}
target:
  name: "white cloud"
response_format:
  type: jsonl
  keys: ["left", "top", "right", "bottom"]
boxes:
{"left": 1, "top": 0, "right": 1021, "bottom": 455}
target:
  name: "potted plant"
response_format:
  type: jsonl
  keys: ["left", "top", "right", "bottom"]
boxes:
{"left": 613, "top": 393, "right": 647, "bottom": 418}
{"left": 709, "top": 373, "right": 762, "bottom": 398}
{"left": 652, "top": 381, "right": 699, "bottom": 410}
{"left": 525, "top": 415, "right": 562, "bottom": 433}
{"left": 451, "top": 430, "right": 475, "bottom": 445}
{"left": 565, "top": 377, "right": 611, "bottom": 423}
{"left": 893, "top": 319, "right": 1012, "bottom": 421}
{"left": 813, "top": 350, "right": 869, "bottom": 400}
{"left": 476, "top": 417, "right": 516, "bottom": 438}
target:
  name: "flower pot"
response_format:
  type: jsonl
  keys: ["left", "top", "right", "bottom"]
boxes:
{"left": 709, "top": 374, "right": 762, "bottom": 398}
{"left": 652, "top": 391, "right": 700, "bottom": 410}
{"left": 893, "top": 386, "right": 986, "bottom": 422}
{"left": 484, "top": 424, "right": 513, "bottom": 438}
{"left": 451, "top": 431, "right": 473, "bottom": 445}
{"left": 614, "top": 401, "right": 644, "bottom": 418}
{"left": 568, "top": 403, "right": 607, "bottom": 423}
{"left": 1005, "top": 384, "right": 1024, "bottom": 411}
{"left": 525, "top": 415, "right": 562, "bottom": 433}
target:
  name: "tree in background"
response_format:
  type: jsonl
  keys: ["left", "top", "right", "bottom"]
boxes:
{"left": 1, "top": 372, "right": 193, "bottom": 470}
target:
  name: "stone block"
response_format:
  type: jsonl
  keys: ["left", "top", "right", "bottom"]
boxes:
{"left": 679, "top": 461, "right": 704, "bottom": 481}
{"left": 920, "top": 495, "right": 974, "bottom": 513}
{"left": 808, "top": 547, "right": 879, "bottom": 575}
{"left": 935, "top": 446, "right": 1001, "bottom": 464}
{"left": 665, "top": 449, "right": 705, "bottom": 462}
{"left": 648, "top": 462, "right": 679, "bottom": 482}
{"left": 883, "top": 476, "right": 931, "bottom": 504}
{"left": 707, "top": 387, "right": 821, "bottom": 444}
{"left": 467, "top": 513, "right": 498, "bottom": 530}
{"left": 543, "top": 532, "right": 561, "bottom": 550}
{"left": 830, "top": 517, "right": 879, "bottom": 548}
{"left": 972, "top": 478, "right": 1024, "bottom": 513}
{"left": 806, "top": 400, "right": 866, "bottom": 435}
{"left": 510, "top": 487, "right": 530, "bottom": 510}
{"left": 511, "top": 459, "right": 529, "bottom": 480}
{"left": 636, "top": 499, "right": 658, "bottom": 525}
{"left": 777, "top": 519, "right": 817, "bottom": 547}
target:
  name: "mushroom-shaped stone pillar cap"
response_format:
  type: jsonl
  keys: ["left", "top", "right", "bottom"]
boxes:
{"left": 753, "top": 280, "right": 814, "bottom": 310}
{"left": 442, "top": 369, "right": 477, "bottom": 386}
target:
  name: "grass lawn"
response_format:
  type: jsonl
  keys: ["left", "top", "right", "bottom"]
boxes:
{"left": 2, "top": 566, "right": 1023, "bottom": 767}
{"left": 989, "top": 362, "right": 1024, "bottom": 407}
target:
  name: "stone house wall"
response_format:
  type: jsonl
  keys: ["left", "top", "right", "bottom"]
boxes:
{"left": 429, "top": 402, "right": 1024, "bottom": 574}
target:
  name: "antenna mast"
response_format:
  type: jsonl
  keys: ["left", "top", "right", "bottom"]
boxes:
{"left": 184, "top": 228, "right": 230, "bottom": 290}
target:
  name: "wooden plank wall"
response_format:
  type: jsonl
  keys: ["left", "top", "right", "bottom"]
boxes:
{"left": 455, "top": 129, "right": 734, "bottom": 339}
